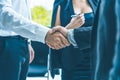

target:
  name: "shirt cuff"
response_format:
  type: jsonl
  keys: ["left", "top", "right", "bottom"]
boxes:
{"left": 67, "top": 29, "right": 78, "bottom": 48}
{"left": 36, "top": 24, "right": 50, "bottom": 43}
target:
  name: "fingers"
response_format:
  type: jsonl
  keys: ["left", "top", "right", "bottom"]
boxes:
{"left": 29, "top": 49, "right": 34, "bottom": 63}
{"left": 79, "top": 13, "right": 84, "bottom": 17}
{"left": 52, "top": 34, "right": 70, "bottom": 50}
{"left": 52, "top": 26, "right": 68, "bottom": 37}
{"left": 78, "top": 15, "right": 85, "bottom": 25}
{"left": 46, "top": 31, "right": 70, "bottom": 50}
{"left": 76, "top": 14, "right": 85, "bottom": 27}
{"left": 47, "top": 39, "right": 66, "bottom": 50}
{"left": 52, "top": 37, "right": 66, "bottom": 49}
{"left": 51, "top": 26, "right": 62, "bottom": 33}
{"left": 67, "top": 14, "right": 85, "bottom": 29}
{"left": 77, "top": 14, "right": 85, "bottom": 21}
{"left": 28, "top": 44, "right": 35, "bottom": 63}
{"left": 59, "top": 34, "right": 70, "bottom": 46}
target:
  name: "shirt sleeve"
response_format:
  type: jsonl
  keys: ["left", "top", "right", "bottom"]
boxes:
{"left": 0, "top": 1, "right": 50, "bottom": 43}
{"left": 67, "top": 29, "right": 78, "bottom": 48}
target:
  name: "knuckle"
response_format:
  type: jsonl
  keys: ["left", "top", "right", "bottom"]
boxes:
{"left": 55, "top": 38, "right": 60, "bottom": 42}
{"left": 58, "top": 34, "right": 63, "bottom": 37}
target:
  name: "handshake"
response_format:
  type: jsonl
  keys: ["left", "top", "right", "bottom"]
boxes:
{"left": 45, "top": 26, "right": 70, "bottom": 50}
{"left": 45, "top": 13, "right": 85, "bottom": 50}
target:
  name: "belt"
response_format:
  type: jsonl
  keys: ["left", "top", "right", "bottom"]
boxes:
{"left": 0, "top": 35, "right": 30, "bottom": 44}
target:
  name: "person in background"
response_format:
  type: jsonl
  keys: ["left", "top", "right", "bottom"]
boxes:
{"left": 0, "top": 0, "right": 70, "bottom": 80}
{"left": 90, "top": 0, "right": 120, "bottom": 80}
{"left": 50, "top": 0, "right": 98, "bottom": 80}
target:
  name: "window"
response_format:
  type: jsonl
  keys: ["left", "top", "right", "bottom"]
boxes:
{"left": 30, "top": 0, "right": 54, "bottom": 27}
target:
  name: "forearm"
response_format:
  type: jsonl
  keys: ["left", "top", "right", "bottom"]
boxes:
{"left": 0, "top": 3, "right": 50, "bottom": 43}
{"left": 65, "top": 23, "right": 74, "bottom": 29}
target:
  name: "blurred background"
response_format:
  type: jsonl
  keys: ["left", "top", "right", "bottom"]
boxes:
{"left": 27, "top": 0, "right": 61, "bottom": 80}
{"left": 30, "top": 0, "right": 54, "bottom": 27}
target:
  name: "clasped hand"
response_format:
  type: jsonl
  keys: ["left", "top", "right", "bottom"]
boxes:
{"left": 45, "top": 28, "right": 70, "bottom": 50}
{"left": 45, "top": 14, "right": 85, "bottom": 50}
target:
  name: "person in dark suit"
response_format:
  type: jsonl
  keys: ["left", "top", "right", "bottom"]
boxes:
{"left": 50, "top": 0, "right": 98, "bottom": 80}
{"left": 91, "top": 0, "right": 120, "bottom": 80}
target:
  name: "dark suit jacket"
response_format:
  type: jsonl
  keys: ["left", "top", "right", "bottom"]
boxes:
{"left": 109, "top": 1, "right": 120, "bottom": 79}
{"left": 91, "top": 0, "right": 120, "bottom": 80}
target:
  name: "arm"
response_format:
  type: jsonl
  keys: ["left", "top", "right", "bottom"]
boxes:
{"left": 65, "top": 14, "right": 85, "bottom": 29}
{"left": 53, "top": 4, "right": 86, "bottom": 48}
{"left": 0, "top": 1, "right": 69, "bottom": 50}
{"left": 52, "top": 26, "right": 92, "bottom": 50}
{"left": 0, "top": 1, "right": 49, "bottom": 43}
{"left": 28, "top": 44, "right": 35, "bottom": 63}
{"left": 54, "top": 5, "right": 85, "bottom": 29}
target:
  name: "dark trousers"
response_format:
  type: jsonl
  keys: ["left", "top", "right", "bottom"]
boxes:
{"left": 62, "top": 64, "right": 91, "bottom": 80}
{"left": 0, "top": 36, "right": 30, "bottom": 80}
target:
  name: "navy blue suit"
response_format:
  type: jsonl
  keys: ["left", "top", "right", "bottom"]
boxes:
{"left": 91, "top": 0, "right": 120, "bottom": 80}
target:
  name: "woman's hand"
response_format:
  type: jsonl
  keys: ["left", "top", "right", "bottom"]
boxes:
{"left": 66, "top": 14, "right": 85, "bottom": 29}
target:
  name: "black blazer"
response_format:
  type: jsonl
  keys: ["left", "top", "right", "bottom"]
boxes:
{"left": 91, "top": 0, "right": 120, "bottom": 80}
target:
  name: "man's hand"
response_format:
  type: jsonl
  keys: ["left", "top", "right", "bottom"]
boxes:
{"left": 28, "top": 44, "right": 34, "bottom": 63}
{"left": 52, "top": 26, "right": 68, "bottom": 37}
{"left": 45, "top": 29, "right": 70, "bottom": 50}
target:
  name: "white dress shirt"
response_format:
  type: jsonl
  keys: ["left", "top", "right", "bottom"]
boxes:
{"left": 0, "top": 0, "right": 50, "bottom": 43}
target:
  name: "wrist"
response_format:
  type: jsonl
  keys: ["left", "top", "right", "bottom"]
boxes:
{"left": 45, "top": 29, "right": 52, "bottom": 43}
{"left": 65, "top": 23, "right": 72, "bottom": 29}
{"left": 60, "top": 28, "right": 68, "bottom": 37}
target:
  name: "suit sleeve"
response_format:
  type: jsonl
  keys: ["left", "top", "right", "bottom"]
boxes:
{"left": 74, "top": 26, "right": 92, "bottom": 50}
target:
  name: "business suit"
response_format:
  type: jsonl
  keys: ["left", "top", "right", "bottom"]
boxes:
{"left": 74, "top": 0, "right": 98, "bottom": 50}
{"left": 109, "top": 0, "right": 120, "bottom": 80}
{"left": 50, "top": 0, "right": 98, "bottom": 80}
{"left": 91, "top": 0, "right": 120, "bottom": 80}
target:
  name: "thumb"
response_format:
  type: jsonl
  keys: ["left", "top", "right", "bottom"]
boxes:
{"left": 51, "top": 26, "right": 62, "bottom": 33}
